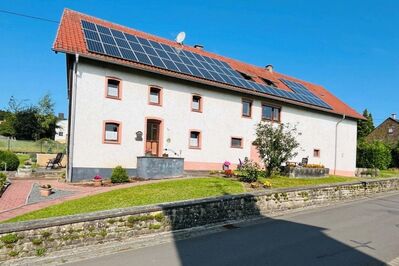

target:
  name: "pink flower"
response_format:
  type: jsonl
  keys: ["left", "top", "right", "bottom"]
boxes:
{"left": 93, "top": 175, "right": 102, "bottom": 180}
{"left": 224, "top": 161, "right": 231, "bottom": 166}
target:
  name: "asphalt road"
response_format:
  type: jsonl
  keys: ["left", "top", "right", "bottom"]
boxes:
{"left": 67, "top": 192, "right": 399, "bottom": 266}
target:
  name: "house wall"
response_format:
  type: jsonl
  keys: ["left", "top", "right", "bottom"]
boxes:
{"left": 55, "top": 120, "right": 68, "bottom": 143}
{"left": 366, "top": 118, "right": 399, "bottom": 147}
{"left": 70, "top": 60, "right": 357, "bottom": 181}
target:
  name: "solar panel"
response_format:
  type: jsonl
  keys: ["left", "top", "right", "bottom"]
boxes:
{"left": 81, "top": 20, "right": 332, "bottom": 110}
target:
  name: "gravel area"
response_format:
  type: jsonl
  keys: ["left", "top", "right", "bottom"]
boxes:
{"left": 27, "top": 183, "right": 75, "bottom": 204}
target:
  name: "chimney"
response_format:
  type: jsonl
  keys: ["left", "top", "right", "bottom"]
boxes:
{"left": 194, "top": 44, "right": 204, "bottom": 50}
{"left": 58, "top": 113, "right": 65, "bottom": 120}
{"left": 392, "top": 113, "right": 397, "bottom": 120}
{"left": 265, "top": 64, "right": 273, "bottom": 73}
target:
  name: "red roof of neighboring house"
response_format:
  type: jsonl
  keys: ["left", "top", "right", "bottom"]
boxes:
{"left": 53, "top": 9, "right": 363, "bottom": 120}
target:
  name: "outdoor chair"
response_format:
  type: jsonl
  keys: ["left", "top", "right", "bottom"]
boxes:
{"left": 299, "top": 157, "right": 309, "bottom": 167}
{"left": 46, "top": 153, "right": 64, "bottom": 169}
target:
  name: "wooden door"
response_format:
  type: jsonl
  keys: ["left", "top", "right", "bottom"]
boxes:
{"left": 146, "top": 120, "right": 160, "bottom": 156}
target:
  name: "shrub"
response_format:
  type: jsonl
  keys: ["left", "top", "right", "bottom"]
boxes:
{"left": 110, "top": 166, "right": 129, "bottom": 183}
{"left": 0, "top": 172, "right": 7, "bottom": 188}
{"left": 0, "top": 151, "right": 19, "bottom": 171}
{"left": 357, "top": 141, "right": 392, "bottom": 170}
{"left": 391, "top": 142, "right": 399, "bottom": 168}
{"left": 304, "top": 164, "right": 325, "bottom": 168}
{"left": 238, "top": 159, "right": 260, "bottom": 183}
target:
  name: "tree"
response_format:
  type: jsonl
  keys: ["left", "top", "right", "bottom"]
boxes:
{"left": 357, "top": 109, "right": 375, "bottom": 139}
{"left": 13, "top": 107, "right": 41, "bottom": 140}
{"left": 0, "top": 112, "right": 16, "bottom": 137}
{"left": 254, "top": 122, "right": 300, "bottom": 176}
{"left": 36, "top": 94, "right": 58, "bottom": 139}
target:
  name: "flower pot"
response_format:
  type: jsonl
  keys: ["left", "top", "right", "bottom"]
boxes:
{"left": 93, "top": 179, "right": 102, "bottom": 187}
{"left": 40, "top": 188, "right": 52, "bottom": 197}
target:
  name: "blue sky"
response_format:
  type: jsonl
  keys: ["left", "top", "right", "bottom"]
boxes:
{"left": 0, "top": 1, "right": 398, "bottom": 125}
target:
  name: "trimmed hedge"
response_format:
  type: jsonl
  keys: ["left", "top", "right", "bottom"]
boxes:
{"left": 357, "top": 141, "right": 392, "bottom": 170}
{"left": 0, "top": 151, "right": 20, "bottom": 171}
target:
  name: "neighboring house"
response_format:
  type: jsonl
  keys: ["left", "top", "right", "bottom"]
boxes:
{"left": 366, "top": 114, "right": 399, "bottom": 147}
{"left": 53, "top": 9, "right": 363, "bottom": 182}
{"left": 55, "top": 119, "right": 68, "bottom": 143}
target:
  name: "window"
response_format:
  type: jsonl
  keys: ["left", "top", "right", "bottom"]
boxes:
{"left": 149, "top": 86, "right": 162, "bottom": 106}
{"left": 261, "top": 78, "right": 277, "bottom": 87}
{"left": 104, "top": 122, "right": 121, "bottom": 143}
{"left": 242, "top": 99, "right": 252, "bottom": 118}
{"left": 388, "top": 127, "right": 394, "bottom": 134}
{"left": 192, "top": 95, "right": 202, "bottom": 112}
{"left": 189, "top": 131, "right": 201, "bottom": 149}
{"left": 238, "top": 71, "right": 253, "bottom": 81}
{"left": 314, "top": 149, "right": 320, "bottom": 157}
{"left": 59, "top": 131, "right": 64, "bottom": 137}
{"left": 231, "top": 137, "right": 243, "bottom": 148}
{"left": 106, "top": 78, "right": 121, "bottom": 99}
{"left": 262, "top": 104, "right": 280, "bottom": 122}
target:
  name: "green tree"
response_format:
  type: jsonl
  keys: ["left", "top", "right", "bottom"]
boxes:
{"left": 254, "top": 122, "right": 300, "bottom": 176}
{"left": 0, "top": 113, "right": 16, "bottom": 137}
{"left": 13, "top": 107, "right": 41, "bottom": 140}
{"left": 357, "top": 109, "right": 375, "bottom": 139}
{"left": 36, "top": 94, "right": 58, "bottom": 139}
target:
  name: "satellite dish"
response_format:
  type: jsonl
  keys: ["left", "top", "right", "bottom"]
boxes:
{"left": 176, "top": 32, "right": 186, "bottom": 44}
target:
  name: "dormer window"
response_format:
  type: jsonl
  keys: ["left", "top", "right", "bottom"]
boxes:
{"left": 238, "top": 71, "right": 253, "bottom": 81}
{"left": 261, "top": 78, "right": 277, "bottom": 87}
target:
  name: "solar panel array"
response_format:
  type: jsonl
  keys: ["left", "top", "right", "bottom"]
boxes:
{"left": 81, "top": 20, "right": 332, "bottom": 110}
{"left": 279, "top": 79, "right": 331, "bottom": 109}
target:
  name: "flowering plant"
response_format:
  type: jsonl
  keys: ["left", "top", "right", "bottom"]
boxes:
{"left": 93, "top": 175, "right": 102, "bottom": 180}
{"left": 224, "top": 169, "right": 233, "bottom": 177}
{"left": 223, "top": 161, "right": 231, "bottom": 166}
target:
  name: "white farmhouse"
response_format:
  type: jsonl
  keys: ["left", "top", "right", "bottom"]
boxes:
{"left": 53, "top": 9, "right": 363, "bottom": 182}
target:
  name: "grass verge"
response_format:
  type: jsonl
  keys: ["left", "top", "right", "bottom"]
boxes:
{"left": 4, "top": 177, "right": 244, "bottom": 223}
{"left": 259, "top": 175, "right": 361, "bottom": 189}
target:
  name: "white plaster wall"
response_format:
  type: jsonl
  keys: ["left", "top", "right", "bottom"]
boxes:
{"left": 71, "top": 60, "right": 357, "bottom": 174}
{"left": 55, "top": 120, "right": 68, "bottom": 143}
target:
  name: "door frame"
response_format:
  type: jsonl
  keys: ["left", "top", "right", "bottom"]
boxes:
{"left": 144, "top": 117, "right": 164, "bottom": 157}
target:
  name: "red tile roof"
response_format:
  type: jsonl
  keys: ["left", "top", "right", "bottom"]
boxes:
{"left": 53, "top": 9, "right": 363, "bottom": 120}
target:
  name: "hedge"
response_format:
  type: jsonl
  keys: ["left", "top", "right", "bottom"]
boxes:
{"left": 356, "top": 141, "right": 392, "bottom": 170}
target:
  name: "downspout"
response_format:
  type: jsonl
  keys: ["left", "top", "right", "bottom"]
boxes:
{"left": 334, "top": 114, "right": 346, "bottom": 175}
{"left": 67, "top": 54, "right": 79, "bottom": 182}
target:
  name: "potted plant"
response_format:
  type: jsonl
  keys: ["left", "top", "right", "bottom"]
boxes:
{"left": 40, "top": 184, "right": 52, "bottom": 197}
{"left": 93, "top": 175, "right": 103, "bottom": 187}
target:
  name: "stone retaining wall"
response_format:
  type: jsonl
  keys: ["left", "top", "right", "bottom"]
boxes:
{"left": 0, "top": 178, "right": 399, "bottom": 261}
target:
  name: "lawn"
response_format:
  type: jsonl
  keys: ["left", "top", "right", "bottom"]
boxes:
{"left": 4, "top": 177, "right": 244, "bottom": 223}
{"left": 259, "top": 175, "right": 361, "bottom": 189}
{"left": 379, "top": 169, "right": 399, "bottom": 178}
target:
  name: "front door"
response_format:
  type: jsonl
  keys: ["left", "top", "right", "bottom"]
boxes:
{"left": 146, "top": 120, "right": 161, "bottom": 156}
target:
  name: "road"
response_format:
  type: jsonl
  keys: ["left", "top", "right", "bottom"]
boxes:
{"left": 67, "top": 192, "right": 399, "bottom": 266}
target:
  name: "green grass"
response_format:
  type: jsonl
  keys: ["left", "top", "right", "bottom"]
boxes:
{"left": 16, "top": 154, "right": 37, "bottom": 169}
{"left": 379, "top": 169, "right": 399, "bottom": 178}
{"left": 4, "top": 177, "right": 244, "bottom": 223}
{"left": 259, "top": 175, "right": 361, "bottom": 189}
{"left": 0, "top": 139, "right": 65, "bottom": 153}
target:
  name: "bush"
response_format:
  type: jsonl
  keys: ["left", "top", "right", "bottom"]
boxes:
{"left": 357, "top": 141, "right": 392, "bottom": 170}
{"left": 110, "top": 166, "right": 129, "bottom": 183}
{"left": 392, "top": 142, "right": 399, "bottom": 168}
{"left": 0, "top": 173, "right": 7, "bottom": 188}
{"left": 0, "top": 151, "right": 20, "bottom": 171}
{"left": 238, "top": 159, "right": 260, "bottom": 183}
